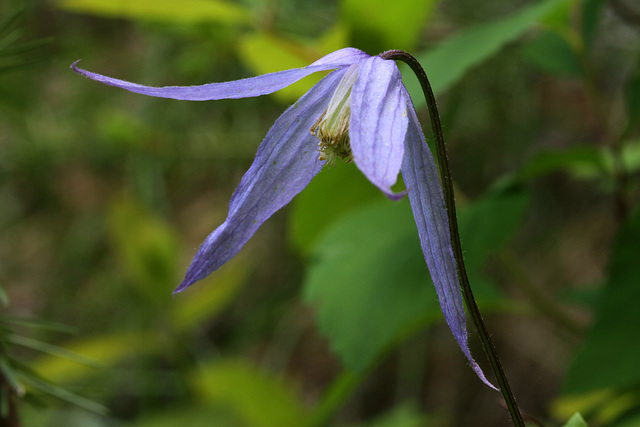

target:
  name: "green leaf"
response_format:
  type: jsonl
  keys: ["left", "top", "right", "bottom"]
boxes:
{"left": 307, "top": 371, "right": 362, "bottom": 427}
{"left": 189, "top": 359, "right": 307, "bottom": 427}
{"left": 564, "top": 208, "right": 640, "bottom": 393}
{"left": 0, "top": 316, "right": 76, "bottom": 334}
{"left": 0, "top": 285, "right": 8, "bottom": 307}
{"left": 127, "top": 405, "right": 240, "bottom": 427}
{"left": 582, "top": 0, "right": 606, "bottom": 49}
{"left": 170, "top": 255, "right": 250, "bottom": 331}
{"left": 304, "top": 200, "right": 436, "bottom": 372}
{"left": 18, "top": 373, "right": 108, "bottom": 415}
{"left": 617, "top": 413, "right": 640, "bottom": 427}
{"left": 620, "top": 139, "right": 640, "bottom": 173}
{"left": 457, "top": 190, "right": 530, "bottom": 281}
{"left": 289, "top": 161, "right": 384, "bottom": 254}
{"left": 340, "top": 0, "right": 439, "bottom": 52}
{"left": 0, "top": 4, "right": 25, "bottom": 36}
{"left": 521, "top": 30, "right": 581, "bottom": 76}
{"left": 360, "top": 403, "right": 429, "bottom": 427}
{"left": 624, "top": 59, "right": 640, "bottom": 131}
{"left": 552, "top": 389, "right": 638, "bottom": 426}
{"left": 303, "top": 190, "right": 527, "bottom": 372}
{"left": 6, "top": 335, "right": 99, "bottom": 369}
{"left": 408, "top": 0, "right": 569, "bottom": 103}
{"left": 515, "top": 146, "right": 609, "bottom": 182}
{"left": 237, "top": 33, "right": 321, "bottom": 102}
{"left": 55, "top": 0, "right": 252, "bottom": 24}
{"left": 107, "top": 196, "right": 180, "bottom": 302}
{"left": 30, "top": 331, "right": 160, "bottom": 384}
{"left": 562, "top": 412, "right": 588, "bottom": 427}
{"left": 0, "top": 355, "right": 24, "bottom": 396}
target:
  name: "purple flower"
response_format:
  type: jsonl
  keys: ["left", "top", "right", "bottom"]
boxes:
{"left": 73, "top": 48, "right": 494, "bottom": 387}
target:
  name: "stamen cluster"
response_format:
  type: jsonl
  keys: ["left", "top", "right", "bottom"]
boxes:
{"left": 310, "top": 64, "right": 358, "bottom": 166}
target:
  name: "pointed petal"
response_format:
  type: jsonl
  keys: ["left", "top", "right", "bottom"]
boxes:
{"left": 308, "top": 47, "right": 369, "bottom": 67}
{"left": 350, "top": 56, "right": 407, "bottom": 200}
{"left": 174, "top": 69, "right": 347, "bottom": 293}
{"left": 71, "top": 48, "right": 367, "bottom": 101}
{"left": 400, "top": 89, "right": 496, "bottom": 389}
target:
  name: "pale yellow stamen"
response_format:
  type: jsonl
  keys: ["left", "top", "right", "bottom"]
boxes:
{"left": 310, "top": 64, "right": 358, "bottom": 166}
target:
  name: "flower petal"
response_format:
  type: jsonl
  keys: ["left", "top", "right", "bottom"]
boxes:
{"left": 174, "top": 68, "right": 347, "bottom": 294}
{"left": 349, "top": 56, "right": 407, "bottom": 200}
{"left": 71, "top": 48, "right": 368, "bottom": 101}
{"left": 400, "top": 88, "right": 496, "bottom": 389}
{"left": 308, "top": 47, "right": 370, "bottom": 67}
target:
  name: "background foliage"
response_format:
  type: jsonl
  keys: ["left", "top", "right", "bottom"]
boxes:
{"left": 1, "top": 0, "right": 640, "bottom": 426}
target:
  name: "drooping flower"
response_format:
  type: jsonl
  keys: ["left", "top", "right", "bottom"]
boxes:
{"left": 72, "top": 48, "right": 494, "bottom": 387}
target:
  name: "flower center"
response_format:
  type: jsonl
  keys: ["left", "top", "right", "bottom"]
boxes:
{"left": 310, "top": 64, "right": 358, "bottom": 166}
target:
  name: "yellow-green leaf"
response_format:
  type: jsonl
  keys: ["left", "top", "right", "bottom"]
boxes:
{"left": 189, "top": 359, "right": 307, "bottom": 427}
{"left": 170, "top": 255, "right": 250, "bottom": 331}
{"left": 30, "top": 331, "right": 159, "bottom": 384}
{"left": 341, "top": 0, "right": 439, "bottom": 52}
{"left": 56, "top": 0, "right": 252, "bottom": 25}
{"left": 107, "top": 196, "right": 180, "bottom": 302}
{"left": 237, "top": 33, "right": 323, "bottom": 102}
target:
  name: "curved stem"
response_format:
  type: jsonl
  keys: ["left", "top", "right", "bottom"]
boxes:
{"left": 380, "top": 49, "right": 525, "bottom": 427}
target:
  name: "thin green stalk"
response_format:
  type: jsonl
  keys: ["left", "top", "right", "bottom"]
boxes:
{"left": 380, "top": 49, "right": 525, "bottom": 427}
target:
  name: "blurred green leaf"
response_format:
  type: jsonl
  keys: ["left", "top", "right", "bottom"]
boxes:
{"left": 562, "top": 412, "right": 588, "bottom": 427}
{"left": 237, "top": 32, "right": 321, "bottom": 102}
{"left": 552, "top": 390, "right": 610, "bottom": 424}
{"left": 582, "top": 0, "right": 606, "bottom": 49}
{"left": 409, "top": 0, "right": 569, "bottom": 104}
{"left": 620, "top": 139, "right": 640, "bottom": 173}
{"left": 31, "top": 331, "right": 159, "bottom": 384}
{"left": 55, "top": 0, "right": 252, "bottom": 24}
{"left": 307, "top": 371, "right": 362, "bottom": 427}
{"left": 18, "top": 372, "right": 108, "bottom": 415}
{"left": 0, "top": 354, "right": 24, "bottom": 397}
{"left": 564, "top": 208, "right": 640, "bottom": 393}
{"left": 107, "top": 196, "right": 180, "bottom": 301}
{"left": 317, "top": 24, "right": 349, "bottom": 57}
{"left": 189, "top": 359, "right": 307, "bottom": 427}
{"left": 457, "top": 190, "right": 529, "bottom": 294}
{"left": 0, "top": 3, "right": 50, "bottom": 74}
{"left": 170, "top": 255, "right": 250, "bottom": 331}
{"left": 0, "top": 316, "right": 76, "bottom": 334}
{"left": 128, "top": 405, "right": 241, "bottom": 427}
{"left": 289, "top": 161, "right": 383, "bottom": 254}
{"left": 553, "top": 389, "right": 639, "bottom": 426}
{"left": 304, "top": 190, "right": 527, "bottom": 372}
{"left": 96, "top": 109, "right": 151, "bottom": 149}
{"left": 0, "top": 285, "right": 8, "bottom": 307}
{"left": 0, "top": 39, "right": 51, "bottom": 58}
{"left": 340, "top": 0, "right": 438, "bottom": 52}
{"left": 0, "top": 4, "right": 26, "bottom": 36}
{"left": 624, "top": 59, "right": 640, "bottom": 131}
{"left": 304, "top": 200, "right": 437, "bottom": 372}
{"left": 515, "top": 146, "right": 608, "bottom": 182}
{"left": 617, "top": 413, "right": 640, "bottom": 427}
{"left": 6, "top": 335, "right": 99, "bottom": 369}
{"left": 497, "top": 141, "right": 640, "bottom": 192}
{"left": 361, "top": 403, "right": 430, "bottom": 427}
{"left": 521, "top": 30, "right": 581, "bottom": 76}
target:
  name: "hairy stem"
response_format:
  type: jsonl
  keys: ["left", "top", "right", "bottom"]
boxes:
{"left": 380, "top": 49, "right": 525, "bottom": 427}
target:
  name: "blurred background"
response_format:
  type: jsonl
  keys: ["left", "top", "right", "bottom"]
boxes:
{"left": 1, "top": 0, "right": 640, "bottom": 426}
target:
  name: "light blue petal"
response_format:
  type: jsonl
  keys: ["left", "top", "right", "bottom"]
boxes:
{"left": 72, "top": 48, "right": 367, "bottom": 101}
{"left": 308, "top": 47, "right": 369, "bottom": 67}
{"left": 350, "top": 56, "right": 407, "bottom": 200}
{"left": 400, "top": 88, "right": 496, "bottom": 389}
{"left": 174, "top": 69, "right": 347, "bottom": 293}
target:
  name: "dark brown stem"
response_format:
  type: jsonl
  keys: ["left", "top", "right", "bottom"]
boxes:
{"left": 380, "top": 49, "right": 525, "bottom": 427}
